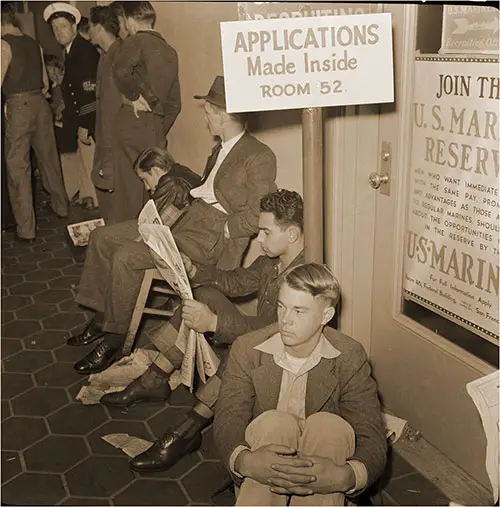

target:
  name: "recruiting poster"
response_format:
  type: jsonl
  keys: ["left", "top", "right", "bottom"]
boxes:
{"left": 404, "top": 56, "right": 499, "bottom": 343}
{"left": 220, "top": 13, "right": 394, "bottom": 112}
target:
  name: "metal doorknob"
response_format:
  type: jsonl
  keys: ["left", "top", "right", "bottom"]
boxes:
{"left": 368, "top": 172, "right": 389, "bottom": 189}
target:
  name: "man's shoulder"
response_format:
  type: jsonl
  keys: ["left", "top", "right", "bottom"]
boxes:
{"left": 323, "top": 326, "right": 367, "bottom": 362}
{"left": 238, "top": 132, "right": 275, "bottom": 156}
{"left": 71, "top": 35, "right": 99, "bottom": 62}
{"left": 231, "top": 323, "right": 279, "bottom": 357}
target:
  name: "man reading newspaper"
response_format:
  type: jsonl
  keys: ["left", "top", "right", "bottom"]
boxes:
{"left": 101, "top": 190, "right": 305, "bottom": 472}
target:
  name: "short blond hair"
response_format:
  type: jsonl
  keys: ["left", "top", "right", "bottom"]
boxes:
{"left": 284, "top": 263, "right": 340, "bottom": 307}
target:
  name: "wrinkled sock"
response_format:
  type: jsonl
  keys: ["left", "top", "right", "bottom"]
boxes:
{"left": 139, "top": 365, "right": 171, "bottom": 389}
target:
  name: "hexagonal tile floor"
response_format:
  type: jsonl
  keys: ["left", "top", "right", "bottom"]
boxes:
{"left": 1, "top": 187, "right": 448, "bottom": 506}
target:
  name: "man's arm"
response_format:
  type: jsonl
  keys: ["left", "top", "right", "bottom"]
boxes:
{"left": 1, "top": 40, "right": 12, "bottom": 87}
{"left": 161, "top": 51, "right": 181, "bottom": 135}
{"left": 338, "top": 344, "right": 387, "bottom": 487}
{"left": 112, "top": 36, "right": 142, "bottom": 101}
{"left": 40, "top": 46, "right": 49, "bottom": 96}
{"left": 225, "top": 148, "right": 277, "bottom": 239}
{"left": 77, "top": 44, "right": 100, "bottom": 137}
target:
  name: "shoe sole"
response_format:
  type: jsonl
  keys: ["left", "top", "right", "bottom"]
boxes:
{"left": 101, "top": 398, "right": 168, "bottom": 409}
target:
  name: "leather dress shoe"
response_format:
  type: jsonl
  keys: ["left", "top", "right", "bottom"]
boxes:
{"left": 67, "top": 320, "right": 106, "bottom": 346}
{"left": 73, "top": 342, "right": 122, "bottom": 375}
{"left": 130, "top": 427, "right": 202, "bottom": 472}
{"left": 100, "top": 376, "right": 171, "bottom": 408}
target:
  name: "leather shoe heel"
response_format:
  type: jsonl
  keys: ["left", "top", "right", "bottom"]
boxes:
{"left": 68, "top": 320, "right": 106, "bottom": 346}
{"left": 100, "top": 377, "right": 171, "bottom": 408}
{"left": 130, "top": 429, "right": 202, "bottom": 472}
{"left": 74, "top": 342, "right": 121, "bottom": 375}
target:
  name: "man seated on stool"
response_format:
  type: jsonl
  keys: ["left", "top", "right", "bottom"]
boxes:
{"left": 214, "top": 263, "right": 387, "bottom": 506}
{"left": 100, "top": 189, "right": 305, "bottom": 472}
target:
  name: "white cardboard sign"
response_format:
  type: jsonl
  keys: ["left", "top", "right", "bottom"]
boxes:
{"left": 221, "top": 13, "right": 394, "bottom": 113}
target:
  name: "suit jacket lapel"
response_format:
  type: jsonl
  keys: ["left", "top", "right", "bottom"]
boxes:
{"left": 305, "top": 357, "right": 339, "bottom": 417}
{"left": 252, "top": 352, "right": 283, "bottom": 413}
{"left": 213, "top": 132, "right": 247, "bottom": 190}
{"left": 201, "top": 141, "right": 222, "bottom": 183}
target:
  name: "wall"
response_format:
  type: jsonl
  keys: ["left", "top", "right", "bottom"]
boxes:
{"left": 153, "top": 1, "right": 305, "bottom": 195}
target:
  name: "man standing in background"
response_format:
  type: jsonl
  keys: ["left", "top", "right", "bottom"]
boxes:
{"left": 109, "top": 0, "right": 181, "bottom": 223}
{"left": 88, "top": 5, "right": 123, "bottom": 222}
{"left": 1, "top": 4, "right": 68, "bottom": 242}
{"left": 44, "top": 2, "right": 100, "bottom": 210}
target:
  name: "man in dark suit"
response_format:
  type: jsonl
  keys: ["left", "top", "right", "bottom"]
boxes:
{"left": 68, "top": 75, "right": 277, "bottom": 376}
{"left": 44, "top": 2, "right": 100, "bottom": 210}
{"left": 214, "top": 263, "right": 387, "bottom": 506}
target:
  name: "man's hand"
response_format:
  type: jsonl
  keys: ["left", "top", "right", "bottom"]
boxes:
{"left": 132, "top": 94, "right": 151, "bottom": 118}
{"left": 269, "top": 453, "right": 355, "bottom": 496}
{"left": 182, "top": 300, "right": 217, "bottom": 333}
{"left": 77, "top": 127, "right": 91, "bottom": 146}
{"left": 235, "top": 445, "right": 315, "bottom": 492}
{"left": 180, "top": 253, "right": 197, "bottom": 279}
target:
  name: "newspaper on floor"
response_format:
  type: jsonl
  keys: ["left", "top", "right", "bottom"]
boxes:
{"left": 466, "top": 370, "right": 499, "bottom": 503}
{"left": 139, "top": 223, "right": 220, "bottom": 391}
{"left": 101, "top": 433, "right": 154, "bottom": 458}
{"left": 138, "top": 199, "right": 162, "bottom": 226}
{"left": 67, "top": 218, "right": 105, "bottom": 247}
{"left": 382, "top": 412, "right": 408, "bottom": 444}
{"left": 76, "top": 348, "right": 162, "bottom": 404}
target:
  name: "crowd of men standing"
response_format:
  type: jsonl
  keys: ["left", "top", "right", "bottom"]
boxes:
{"left": 1, "top": 0, "right": 181, "bottom": 240}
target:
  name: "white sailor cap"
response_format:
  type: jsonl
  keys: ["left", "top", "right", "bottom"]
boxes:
{"left": 43, "top": 2, "right": 81, "bottom": 24}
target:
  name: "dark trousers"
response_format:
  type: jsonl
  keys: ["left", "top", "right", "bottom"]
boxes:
{"left": 108, "top": 107, "right": 164, "bottom": 225}
{"left": 4, "top": 91, "right": 68, "bottom": 239}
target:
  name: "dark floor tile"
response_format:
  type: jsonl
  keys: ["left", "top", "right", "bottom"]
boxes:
{"left": 1, "top": 451, "right": 22, "bottom": 484}
{"left": 1, "top": 338, "right": 23, "bottom": 359}
{"left": 52, "top": 247, "right": 76, "bottom": 259}
{"left": 146, "top": 406, "right": 189, "bottom": 437}
{"left": 2, "top": 246, "right": 30, "bottom": 259}
{"left": 381, "top": 490, "right": 399, "bottom": 506}
{"left": 106, "top": 402, "right": 166, "bottom": 423}
{"left": 17, "top": 251, "right": 53, "bottom": 264}
{"left": 113, "top": 479, "right": 188, "bottom": 506}
{"left": 59, "top": 298, "right": 87, "bottom": 313}
{"left": 385, "top": 472, "right": 450, "bottom": 506}
{"left": 1, "top": 472, "right": 66, "bottom": 505}
{"left": 2, "top": 262, "right": 38, "bottom": 275}
{"left": 1, "top": 310, "right": 15, "bottom": 324}
{"left": 212, "top": 486, "right": 236, "bottom": 506}
{"left": 3, "top": 349, "right": 53, "bottom": 373}
{"left": 61, "top": 264, "right": 84, "bottom": 276}
{"left": 1, "top": 372, "right": 34, "bottom": 399}
{"left": 1, "top": 294, "right": 33, "bottom": 311}
{"left": 1, "top": 274, "right": 24, "bottom": 288}
{"left": 34, "top": 288, "right": 74, "bottom": 304}
{"left": 169, "top": 385, "right": 196, "bottom": 408}
{"left": 24, "top": 268, "right": 63, "bottom": 282}
{"left": 9, "top": 281, "right": 48, "bottom": 296}
{"left": 67, "top": 378, "right": 88, "bottom": 401}
{"left": 12, "top": 387, "right": 69, "bottom": 417}
{"left": 16, "top": 303, "right": 59, "bottom": 320}
{"left": 48, "top": 276, "right": 80, "bottom": 289}
{"left": 24, "top": 329, "right": 68, "bottom": 350}
{"left": 87, "top": 420, "right": 153, "bottom": 456}
{"left": 2, "top": 320, "right": 42, "bottom": 339}
{"left": 61, "top": 497, "right": 111, "bottom": 505}
{"left": 34, "top": 362, "right": 82, "bottom": 388}
{"left": 43, "top": 312, "right": 86, "bottom": 331}
{"left": 65, "top": 456, "right": 135, "bottom": 497}
{"left": 136, "top": 446, "right": 201, "bottom": 480}
{"left": 39, "top": 258, "right": 75, "bottom": 270}
{"left": 2, "top": 416, "right": 48, "bottom": 450}
{"left": 32, "top": 241, "right": 66, "bottom": 253}
{"left": 182, "top": 461, "right": 228, "bottom": 504}
{"left": 48, "top": 403, "right": 108, "bottom": 435}
{"left": 24, "top": 435, "right": 88, "bottom": 473}
{"left": 2, "top": 400, "right": 12, "bottom": 420}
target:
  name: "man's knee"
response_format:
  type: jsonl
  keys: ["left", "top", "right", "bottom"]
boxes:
{"left": 245, "top": 410, "right": 300, "bottom": 449}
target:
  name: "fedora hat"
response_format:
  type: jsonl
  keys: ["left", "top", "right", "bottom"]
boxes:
{"left": 194, "top": 76, "right": 226, "bottom": 109}
{"left": 43, "top": 2, "right": 81, "bottom": 24}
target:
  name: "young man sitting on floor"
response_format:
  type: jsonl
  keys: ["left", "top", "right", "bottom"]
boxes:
{"left": 100, "top": 189, "right": 305, "bottom": 473}
{"left": 214, "top": 263, "right": 387, "bottom": 506}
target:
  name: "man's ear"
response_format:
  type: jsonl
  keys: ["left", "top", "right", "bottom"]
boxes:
{"left": 288, "top": 225, "right": 300, "bottom": 243}
{"left": 321, "top": 305, "right": 336, "bottom": 325}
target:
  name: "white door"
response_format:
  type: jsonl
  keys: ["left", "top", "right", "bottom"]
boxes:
{"left": 367, "top": 3, "right": 498, "bottom": 490}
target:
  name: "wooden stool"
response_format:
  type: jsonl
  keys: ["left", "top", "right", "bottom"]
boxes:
{"left": 122, "top": 268, "right": 177, "bottom": 356}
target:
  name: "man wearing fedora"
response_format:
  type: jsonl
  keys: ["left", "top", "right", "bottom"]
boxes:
{"left": 44, "top": 2, "right": 100, "bottom": 210}
{"left": 68, "top": 75, "right": 277, "bottom": 378}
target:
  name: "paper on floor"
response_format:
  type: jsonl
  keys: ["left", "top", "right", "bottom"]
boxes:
{"left": 101, "top": 433, "right": 154, "bottom": 458}
{"left": 382, "top": 412, "right": 408, "bottom": 444}
{"left": 466, "top": 370, "right": 499, "bottom": 504}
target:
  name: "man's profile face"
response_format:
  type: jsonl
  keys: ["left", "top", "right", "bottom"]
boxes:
{"left": 257, "top": 212, "right": 290, "bottom": 258}
{"left": 277, "top": 282, "right": 333, "bottom": 355}
{"left": 117, "top": 16, "right": 128, "bottom": 40}
{"left": 204, "top": 102, "right": 223, "bottom": 137}
{"left": 88, "top": 21, "right": 100, "bottom": 46}
{"left": 51, "top": 17, "right": 77, "bottom": 46}
{"left": 136, "top": 167, "right": 163, "bottom": 194}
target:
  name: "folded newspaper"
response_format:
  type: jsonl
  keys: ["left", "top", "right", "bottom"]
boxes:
{"left": 138, "top": 200, "right": 219, "bottom": 391}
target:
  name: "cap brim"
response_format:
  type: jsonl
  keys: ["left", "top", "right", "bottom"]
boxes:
{"left": 193, "top": 94, "right": 225, "bottom": 109}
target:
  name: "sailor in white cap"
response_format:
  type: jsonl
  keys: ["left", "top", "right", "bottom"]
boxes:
{"left": 44, "top": 2, "right": 101, "bottom": 210}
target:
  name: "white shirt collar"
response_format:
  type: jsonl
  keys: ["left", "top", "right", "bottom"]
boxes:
{"left": 220, "top": 130, "right": 245, "bottom": 155}
{"left": 255, "top": 331, "right": 341, "bottom": 376}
